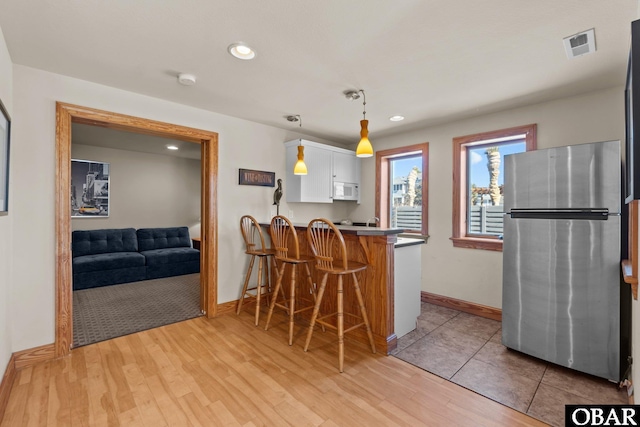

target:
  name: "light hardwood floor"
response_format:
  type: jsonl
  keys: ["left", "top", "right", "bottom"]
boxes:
{"left": 0, "top": 310, "right": 547, "bottom": 426}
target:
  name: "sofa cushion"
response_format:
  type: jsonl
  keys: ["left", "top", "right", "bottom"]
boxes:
{"left": 73, "top": 267, "right": 147, "bottom": 291}
{"left": 141, "top": 247, "right": 200, "bottom": 266}
{"left": 72, "top": 252, "right": 146, "bottom": 274}
{"left": 72, "top": 228, "right": 138, "bottom": 258}
{"left": 145, "top": 261, "right": 200, "bottom": 280}
{"left": 137, "top": 227, "right": 191, "bottom": 251}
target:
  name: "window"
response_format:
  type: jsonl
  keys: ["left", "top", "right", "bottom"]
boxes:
{"left": 376, "top": 143, "right": 429, "bottom": 236}
{"left": 452, "top": 124, "right": 536, "bottom": 251}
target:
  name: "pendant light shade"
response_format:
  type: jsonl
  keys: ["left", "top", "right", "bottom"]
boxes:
{"left": 356, "top": 119, "right": 373, "bottom": 157}
{"left": 347, "top": 89, "right": 373, "bottom": 157}
{"left": 287, "top": 115, "right": 308, "bottom": 175}
{"left": 293, "top": 145, "right": 308, "bottom": 175}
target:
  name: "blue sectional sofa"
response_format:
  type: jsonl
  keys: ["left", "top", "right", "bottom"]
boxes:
{"left": 136, "top": 227, "right": 201, "bottom": 280}
{"left": 72, "top": 226, "right": 200, "bottom": 290}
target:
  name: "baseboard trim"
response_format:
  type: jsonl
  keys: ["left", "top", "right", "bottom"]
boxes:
{"left": 421, "top": 291, "right": 502, "bottom": 321}
{"left": 0, "top": 354, "right": 17, "bottom": 424}
{"left": 0, "top": 343, "right": 56, "bottom": 423}
{"left": 13, "top": 344, "right": 56, "bottom": 370}
{"left": 216, "top": 300, "right": 238, "bottom": 316}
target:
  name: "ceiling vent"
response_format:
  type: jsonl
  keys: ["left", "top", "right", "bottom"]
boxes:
{"left": 563, "top": 28, "right": 596, "bottom": 59}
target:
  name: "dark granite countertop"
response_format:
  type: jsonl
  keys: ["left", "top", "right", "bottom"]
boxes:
{"left": 330, "top": 224, "right": 404, "bottom": 236}
{"left": 259, "top": 221, "right": 404, "bottom": 236}
{"left": 395, "top": 237, "right": 426, "bottom": 248}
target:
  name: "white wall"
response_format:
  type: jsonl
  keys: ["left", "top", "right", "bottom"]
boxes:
{"left": 0, "top": 25, "right": 12, "bottom": 381}
{"left": 71, "top": 144, "right": 201, "bottom": 232}
{"left": 9, "top": 65, "right": 349, "bottom": 351}
{"left": 350, "top": 86, "right": 625, "bottom": 309}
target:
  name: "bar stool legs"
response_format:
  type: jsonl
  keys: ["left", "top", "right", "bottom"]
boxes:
{"left": 336, "top": 275, "right": 345, "bottom": 373}
{"left": 236, "top": 252, "right": 273, "bottom": 326}
{"left": 303, "top": 272, "right": 329, "bottom": 353}
{"left": 264, "top": 260, "right": 319, "bottom": 346}
{"left": 303, "top": 271, "right": 376, "bottom": 373}
{"left": 352, "top": 272, "right": 376, "bottom": 355}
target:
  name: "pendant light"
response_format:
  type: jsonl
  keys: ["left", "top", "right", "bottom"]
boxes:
{"left": 287, "top": 115, "right": 308, "bottom": 175}
{"left": 347, "top": 90, "right": 373, "bottom": 157}
{"left": 294, "top": 145, "right": 307, "bottom": 175}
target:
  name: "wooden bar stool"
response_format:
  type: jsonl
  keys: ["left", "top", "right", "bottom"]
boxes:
{"left": 264, "top": 215, "right": 320, "bottom": 345}
{"left": 237, "top": 215, "right": 276, "bottom": 326}
{"left": 304, "top": 218, "right": 376, "bottom": 372}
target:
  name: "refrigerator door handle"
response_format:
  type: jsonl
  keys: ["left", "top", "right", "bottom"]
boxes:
{"left": 508, "top": 208, "right": 609, "bottom": 220}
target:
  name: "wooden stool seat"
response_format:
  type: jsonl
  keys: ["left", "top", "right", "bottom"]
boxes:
{"left": 304, "top": 218, "right": 376, "bottom": 373}
{"left": 237, "top": 215, "right": 277, "bottom": 326}
{"left": 265, "top": 215, "right": 320, "bottom": 345}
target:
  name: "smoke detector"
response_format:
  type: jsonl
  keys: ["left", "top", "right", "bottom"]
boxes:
{"left": 177, "top": 73, "right": 196, "bottom": 86}
{"left": 563, "top": 29, "right": 596, "bottom": 59}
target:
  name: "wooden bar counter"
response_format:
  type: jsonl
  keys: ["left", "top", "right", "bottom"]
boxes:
{"left": 261, "top": 222, "right": 403, "bottom": 354}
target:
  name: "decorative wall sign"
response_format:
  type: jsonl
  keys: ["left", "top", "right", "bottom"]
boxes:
{"left": 238, "top": 168, "right": 275, "bottom": 187}
{"left": 71, "top": 159, "right": 110, "bottom": 217}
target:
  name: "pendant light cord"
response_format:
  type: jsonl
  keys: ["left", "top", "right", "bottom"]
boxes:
{"left": 360, "top": 90, "right": 367, "bottom": 120}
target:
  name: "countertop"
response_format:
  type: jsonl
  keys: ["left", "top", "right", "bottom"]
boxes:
{"left": 259, "top": 221, "right": 404, "bottom": 236}
{"left": 395, "top": 237, "right": 426, "bottom": 248}
{"left": 330, "top": 224, "right": 404, "bottom": 236}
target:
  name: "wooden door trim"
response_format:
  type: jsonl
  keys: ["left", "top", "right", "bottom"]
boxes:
{"left": 55, "top": 102, "right": 218, "bottom": 358}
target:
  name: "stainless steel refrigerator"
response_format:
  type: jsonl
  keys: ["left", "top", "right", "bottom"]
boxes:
{"left": 502, "top": 140, "right": 621, "bottom": 381}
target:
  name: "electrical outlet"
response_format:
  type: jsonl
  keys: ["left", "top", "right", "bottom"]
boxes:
{"left": 288, "top": 210, "right": 294, "bottom": 219}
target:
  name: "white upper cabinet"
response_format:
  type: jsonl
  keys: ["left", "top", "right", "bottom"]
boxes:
{"left": 332, "top": 150, "right": 359, "bottom": 183}
{"left": 284, "top": 139, "right": 361, "bottom": 203}
{"left": 285, "top": 141, "right": 333, "bottom": 203}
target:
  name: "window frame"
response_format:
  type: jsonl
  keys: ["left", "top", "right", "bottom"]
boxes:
{"left": 451, "top": 124, "right": 537, "bottom": 251}
{"left": 375, "top": 142, "right": 429, "bottom": 237}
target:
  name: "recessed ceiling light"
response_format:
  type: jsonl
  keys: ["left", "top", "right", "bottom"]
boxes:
{"left": 228, "top": 43, "right": 256, "bottom": 60}
{"left": 166, "top": 145, "right": 179, "bottom": 150}
{"left": 389, "top": 115, "right": 405, "bottom": 122}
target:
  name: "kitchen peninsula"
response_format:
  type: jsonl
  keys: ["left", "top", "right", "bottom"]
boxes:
{"left": 261, "top": 221, "right": 404, "bottom": 354}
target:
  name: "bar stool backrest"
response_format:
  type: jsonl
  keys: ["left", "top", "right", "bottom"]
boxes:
{"left": 270, "top": 215, "right": 300, "bottom": 261}
{"left": 240, "top": 215, "right": 267, "bottom": 255}
{"left": 306, "top": 218, "right": 348, "bottom": 271}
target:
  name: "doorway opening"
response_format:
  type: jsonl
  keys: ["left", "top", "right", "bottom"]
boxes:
{"left": 70, "top": 123, "right": 203, "bottom": 347}
{"left": 55, "top": 102, "right": 218, "bottom": 357}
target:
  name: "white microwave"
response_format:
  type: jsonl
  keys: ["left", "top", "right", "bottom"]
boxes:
{"left": 333, "top": 182, "right": 359, "bottom": 201}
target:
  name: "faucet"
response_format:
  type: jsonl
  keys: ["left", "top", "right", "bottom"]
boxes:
{"left": 367, "top": 216, "right": 380, "bottom": 227}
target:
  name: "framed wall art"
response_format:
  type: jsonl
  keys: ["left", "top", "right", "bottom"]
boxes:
{"left": 71, "top": 159, "right": 110, "bottom": 217}
{"left": 0, "top": 98, "right": 10, "bottom": 213}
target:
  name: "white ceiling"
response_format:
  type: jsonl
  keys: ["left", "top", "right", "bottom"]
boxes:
{"left": 2, "top": 1, "right": 639, "bottom": 145}
{"left": 72, "top": 123, "right": 202, "bottom": 159}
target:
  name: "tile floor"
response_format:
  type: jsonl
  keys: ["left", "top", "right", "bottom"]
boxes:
{"left": 392, "top": 302, "right": 629, "bottom": 427}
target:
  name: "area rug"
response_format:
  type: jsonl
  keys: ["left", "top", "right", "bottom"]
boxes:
{"left": 73, "top": 273, "right": 202, "bottom": 347}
